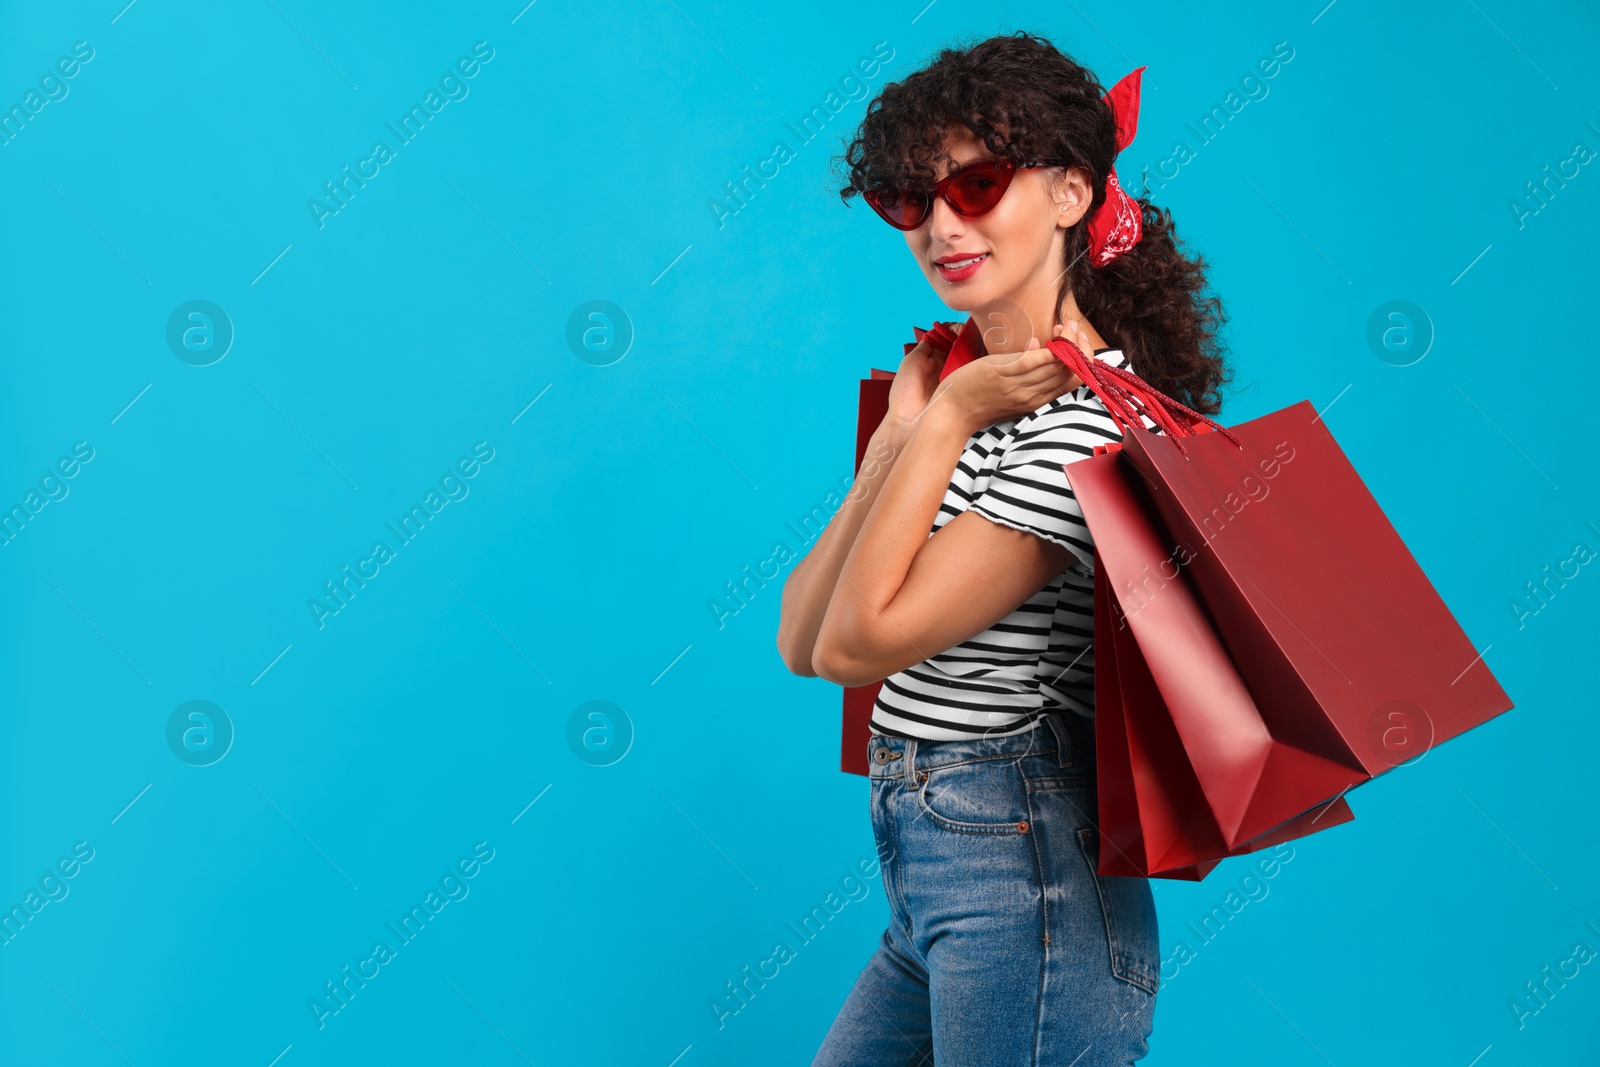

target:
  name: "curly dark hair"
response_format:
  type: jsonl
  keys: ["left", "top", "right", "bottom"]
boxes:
{"left": 834, "top": 32, "right": 1231, "bottom": 415}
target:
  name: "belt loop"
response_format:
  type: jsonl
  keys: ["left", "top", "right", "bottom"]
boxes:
{"left": 1042, "top": 712, "right": 1073, "bottom": 768}
{"left": 903, "top": 739, "right": 918, "bottom": 785}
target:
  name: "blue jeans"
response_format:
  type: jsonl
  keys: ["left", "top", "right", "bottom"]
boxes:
{"left": 813, "top": 712, "right": 1160, "bottom": 1066}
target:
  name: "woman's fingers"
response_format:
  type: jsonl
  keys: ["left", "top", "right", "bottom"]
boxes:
{"left": 1072, "top": 319, "right": 1096, "bottom": 358}
{"left": 1026, "top": 344, "right": 1063, "bottom": 371}
{"left": 998, "top": 320, "right": 1090, "bottom": 407}
{"left": 983, "top": 321, "right": 1096, "bottom": 380}
{"left": 909, "top": 331, "right": 952, "bottom": 373}
{"left": 1007, "top": 357, "right": 1073, "bottom": 392}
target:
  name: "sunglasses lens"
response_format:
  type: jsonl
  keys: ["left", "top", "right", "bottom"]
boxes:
{"left": 866, "top": 186, "right": 929, "bottom": 230}
{"left": 866, "top": 160, "right": 1017, "bottom": 228}
{"left": 947, "top": 164, "right": 1010, "bottom": 215}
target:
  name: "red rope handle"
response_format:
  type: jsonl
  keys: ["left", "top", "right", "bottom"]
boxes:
{"left": 909, "top": 322, "right": 1240, "bottom": 457}
{"left": 1046, "top": 338, "right": 1242, "bottom": 457}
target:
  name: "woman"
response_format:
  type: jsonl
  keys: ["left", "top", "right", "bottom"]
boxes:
{"left": 777, "top": 32, "right": 1230, "bottom": 1066}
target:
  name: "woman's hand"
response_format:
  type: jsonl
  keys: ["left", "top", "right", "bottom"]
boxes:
{"left": 926, "top": 321, "right": 1089, "bottom": 434}
{"left": 883, "top": 324, "right": 958, "bottom": 428}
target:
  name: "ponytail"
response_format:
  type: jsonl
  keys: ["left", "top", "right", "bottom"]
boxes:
{"left": 1064, "top": 196, "right": 1232, "bottom": 415}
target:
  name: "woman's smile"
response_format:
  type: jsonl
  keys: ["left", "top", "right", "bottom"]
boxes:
{"left": 933, "top": 251, "right": 990, "bottom": 282}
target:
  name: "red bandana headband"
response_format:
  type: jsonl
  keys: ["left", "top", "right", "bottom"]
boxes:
{"left": 1085, "top": 65, "right": 1146, "bottom": 268}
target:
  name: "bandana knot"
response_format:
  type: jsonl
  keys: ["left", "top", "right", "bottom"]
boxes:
{"left": 1085, "top": 65, "right": 1147, "bottom": 268}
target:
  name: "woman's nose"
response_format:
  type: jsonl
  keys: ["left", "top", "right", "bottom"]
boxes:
{"left": 926, "top": 195, "right": 966, "bottom": 239}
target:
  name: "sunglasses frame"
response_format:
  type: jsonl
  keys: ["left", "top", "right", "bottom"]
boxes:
{"left": 862, "top": 155, "right": 1067, "bottom": 231}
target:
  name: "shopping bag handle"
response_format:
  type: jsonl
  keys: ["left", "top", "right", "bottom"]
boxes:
{"left": 907, "top": 321, "right": 1241, "bottom": 456}
{"left": 1045, "top": 337, "right": 1242, "bottom": 456}
{"left": 903, "top": 320, "right": 961, "bottom": 355}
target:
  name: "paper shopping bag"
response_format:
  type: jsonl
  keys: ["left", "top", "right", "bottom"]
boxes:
{"left": 840, "top": 367, "right": 897, "bottom": 778}
{"left": 1086, "top": 399, "right": 1515, "bottom": 850}
{"left": 1080, "top": 445, "right": 1356, "bottom": 879}
{"left": 840, "top": 321, "right": 974, "bottom": 775}
{"left": 1036, "top": 322, "right": 1514, "bottom": 870}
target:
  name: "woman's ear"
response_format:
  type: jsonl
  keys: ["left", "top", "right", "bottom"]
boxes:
{"left": 1053, "top": 166, "right": 1093, "bottom": 230}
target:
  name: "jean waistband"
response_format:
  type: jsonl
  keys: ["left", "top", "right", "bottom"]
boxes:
{"left": 867, "top": 711, "right": 1096, "bottom": 781}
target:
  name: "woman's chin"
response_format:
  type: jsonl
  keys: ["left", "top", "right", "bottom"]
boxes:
{"left": 932, "top": 283, "right": 992, "bottom": 311}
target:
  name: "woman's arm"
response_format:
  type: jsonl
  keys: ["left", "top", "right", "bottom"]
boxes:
{"left": 775, "top": 416, "right": 912, "bottom": 677}
{"left": 778, "top": 328, "right": 957, "bottom": 677}
{"left": 811, "top": 332, "right": 1087, "bottom": 687}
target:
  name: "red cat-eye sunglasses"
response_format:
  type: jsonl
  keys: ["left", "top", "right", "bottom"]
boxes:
{"left": 862, "top": 156, "right": 1066, "bottom": 231}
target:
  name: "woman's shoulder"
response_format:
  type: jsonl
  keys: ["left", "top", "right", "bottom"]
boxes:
{"left": 1015, "top": 384, "right": 1121, "bottom": 437}
{"left": 1016, "top": 351, "right": 1159, "bottom": 438}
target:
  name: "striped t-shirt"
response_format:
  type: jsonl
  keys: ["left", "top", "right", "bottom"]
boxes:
{"left": 869, "top": 347, "right": 1157, "bottom": 741}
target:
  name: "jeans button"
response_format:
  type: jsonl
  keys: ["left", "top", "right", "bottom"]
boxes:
{"left": 872, "top": 746, "right": 894, "bottom": 765}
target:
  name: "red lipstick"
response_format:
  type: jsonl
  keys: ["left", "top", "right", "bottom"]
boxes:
{"left": 933, "top": 251, "right": 989, "bottom": 282}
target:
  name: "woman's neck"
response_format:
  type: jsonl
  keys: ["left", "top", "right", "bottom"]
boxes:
{"left": 971, "top": 290, "right": 1110, "bottom": 355}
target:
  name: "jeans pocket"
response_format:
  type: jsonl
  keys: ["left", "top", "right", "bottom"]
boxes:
{"left": 913, "top": 758, "right": 1032, "bottom": 836}
{"left": 1075, "top": 827, "right": 1161, "bottom": 996}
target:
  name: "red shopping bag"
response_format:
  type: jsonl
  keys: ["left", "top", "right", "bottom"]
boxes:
{"left": 840, "top": 322, "right": 964, "bottom": 776}
{"left": 840, "top": 367, "right": 897, "bottom": 777}
{"left": 1082, "top": 439, "right": 1355, "bottom": 879}
{"left": 1047, "top": 341, "right": 1514, "bottom": 877}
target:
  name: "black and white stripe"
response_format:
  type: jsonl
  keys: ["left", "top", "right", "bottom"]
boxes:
{"left": 870, "top": 348, "right": 1157, "bottom": 741}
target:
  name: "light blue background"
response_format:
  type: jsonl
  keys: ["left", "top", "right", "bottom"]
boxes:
{"left": 2, "top": 1, "right": 1596, "bottom": 1063}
